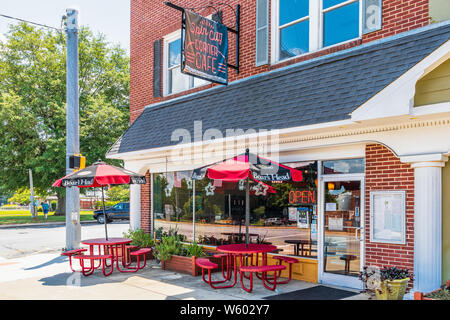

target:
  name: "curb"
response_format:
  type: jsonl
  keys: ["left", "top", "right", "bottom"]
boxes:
{"left": 0, "top": 220, "right": 98, "bottom": 229}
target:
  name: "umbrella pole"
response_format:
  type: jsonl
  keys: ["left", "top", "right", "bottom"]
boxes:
{"left": 101, "top": 186, "right": 108, "bottom": 240}
{"left": 245, "top": 176, "right": 249, "bottom": 248}
{"left": 192, "top": 180, "right": 196, "bottom": 242}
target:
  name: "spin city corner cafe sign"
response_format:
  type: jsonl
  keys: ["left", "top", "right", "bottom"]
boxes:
{"left": 182, "top": 10, "right": 228, "bottom": 85}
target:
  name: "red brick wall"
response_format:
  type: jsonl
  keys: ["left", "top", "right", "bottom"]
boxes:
{"left": 365, "top": 144, "right": 415, "bottom": 273}
{"left": 130, "top": 0, "right": 430, "bottom": 123}
{"left": 140, "top": 171, "right": 152, "bottom": 234}
{"left": 363, "top": 0, "right": 430, "bottom": 43}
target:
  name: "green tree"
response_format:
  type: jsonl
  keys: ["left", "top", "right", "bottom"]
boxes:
{"left": 7, "top": 188, "right": 45, "bottom": 205}
{"left": 106, "top": 185, "right": 129, "bottom": 202}
{"left": 0, "top": 23, "right": 129, "bottom": 215}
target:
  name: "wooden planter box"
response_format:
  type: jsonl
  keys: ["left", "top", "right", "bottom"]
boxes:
{"left": 414, "top": 280, "right": 450, "bottom": 300}
{"left": 162, "top": 255, "right": 198, "bottom": 276}
{"left": 106, "top": 246, "right": 154, "bottom": 264}
{"left": 161, "top": 253, "right": 231, "bottom": 277}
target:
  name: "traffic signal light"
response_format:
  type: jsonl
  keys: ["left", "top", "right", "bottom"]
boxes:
{"left": 69, "top": 154, "right": 86, "bottom": 171}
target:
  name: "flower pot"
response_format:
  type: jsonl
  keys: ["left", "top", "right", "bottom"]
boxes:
{"left": 375, "top": 278, "right": 410, "bottom": 300}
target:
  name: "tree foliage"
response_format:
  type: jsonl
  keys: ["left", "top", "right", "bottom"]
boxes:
{"left": 106, "top": 185, "right": 129, "bottom": 202}
{"left": 7, "top": 188, "right": 46, "bottom": 205}
{"left": 0, "top": 23, "right": 129, "bottom": 213}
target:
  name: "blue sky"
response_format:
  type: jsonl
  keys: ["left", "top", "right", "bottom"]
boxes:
{"left": 0, "top": 0, "right": 130, "bottom": 53}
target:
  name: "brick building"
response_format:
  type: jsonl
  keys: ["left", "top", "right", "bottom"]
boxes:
{"left": 107, "top": 0, "right": 450, "bottom": 295}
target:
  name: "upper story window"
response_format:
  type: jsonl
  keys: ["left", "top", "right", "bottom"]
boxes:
{"left": 279, "top": 0, "right": 310, "bottom": 60}
{"left": 272, "top": 0, "right": 361, "bottom": 63}
{"left": 322, "top": 0, "right": 360, "bottom": 47}
{"left": 164, "top": 31, "right": 209, "bottom": 96}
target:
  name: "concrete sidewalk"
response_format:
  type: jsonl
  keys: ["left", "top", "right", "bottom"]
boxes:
{"left": 0, "top": 252, "right": 369, "bottom": 300}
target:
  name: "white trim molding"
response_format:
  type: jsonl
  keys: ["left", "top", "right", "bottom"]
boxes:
{"left": 351, "top": 40, "right": 450, "bottom": 121}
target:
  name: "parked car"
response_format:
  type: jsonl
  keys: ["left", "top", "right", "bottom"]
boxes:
{"left": 264, "top": 217, "right": 283, "bottom": 226}
{"left": 93, "top": 202, "right": 130, "bottom": 223}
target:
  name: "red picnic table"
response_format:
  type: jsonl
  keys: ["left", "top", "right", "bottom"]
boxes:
{"left": 81, "top": 238, "right": 135, "bottom": 273}
{"left": 62, "top": 237, "right": 151, "bottom": 276}
{"left": 195, "top": 243, "right": 286, "bottom": 292}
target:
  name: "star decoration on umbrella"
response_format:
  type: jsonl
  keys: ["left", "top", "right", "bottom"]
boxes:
{"left": 205, "top": 182, "right": 216, "bottom": 196}
{"left": 251, "top": 183, "right": 269, "bottom": 196}
{"left": 186, "top": 179, "right": 193, "bottom": 189}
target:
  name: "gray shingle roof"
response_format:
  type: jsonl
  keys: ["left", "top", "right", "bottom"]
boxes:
{"left": 108, "top": 23, "right": 450, "bottom": 156}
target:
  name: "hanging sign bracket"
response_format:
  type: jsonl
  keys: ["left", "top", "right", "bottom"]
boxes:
{"left": 164, "top": 1, "right": 240, "bottom": 79}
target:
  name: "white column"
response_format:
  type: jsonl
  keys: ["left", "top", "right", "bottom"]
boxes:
{"left": 129, "top": 184, "right": 141, "bottom": 231}
{"left": 409, "top": 158, "right": 447, "bottom": 293}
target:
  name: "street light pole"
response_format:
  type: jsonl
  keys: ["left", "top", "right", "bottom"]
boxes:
{"left": 64, "top": 8, "right": 81, "bottom": 250}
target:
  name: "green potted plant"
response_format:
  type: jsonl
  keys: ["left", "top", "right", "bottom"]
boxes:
{"left": 360, "top": 266, "right": 413, "bottom": 300}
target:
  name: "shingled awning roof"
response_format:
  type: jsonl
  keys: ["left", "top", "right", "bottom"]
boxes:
{"left": 108, "top": 23, "right": 450, "bottom": 157}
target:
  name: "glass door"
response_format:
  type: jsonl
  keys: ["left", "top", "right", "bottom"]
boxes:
{"left": 319, "top": 175, "right": 364, "bottom": 289}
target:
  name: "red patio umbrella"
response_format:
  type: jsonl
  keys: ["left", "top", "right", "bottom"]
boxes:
{"left": 192, "top": 149, "right": 303, "bottom": 246}
{"left": 53, "top": 160, "right": 146, "bottom": 240}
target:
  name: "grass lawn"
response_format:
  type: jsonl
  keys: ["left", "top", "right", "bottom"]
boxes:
{"left": 0, "top": 210, "right": 94, "bottom": 225}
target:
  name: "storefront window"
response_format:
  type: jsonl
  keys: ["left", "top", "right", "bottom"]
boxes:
{"left": 153, "top": 161, "right": 318, "bottom": 259}
{"left": 323, "top": 158, "right": 365, "bottom": 174}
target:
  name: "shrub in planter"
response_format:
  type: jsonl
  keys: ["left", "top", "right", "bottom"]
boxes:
{"left": 122, "top": 228, "right": 155, "bottom": 262}
{"left": 156, "top": 239, "right": 228, "bottom": 276}
{"left": 123, "top": 228, "right": 155, "bottom": 248}
{"left": 415, "top": 281, "right": 450, "bottom": 300}
{"left": 185, "top": 242, "right": 206, "bottom": 258}
{"left": 155, "top": 236, "right": 183, "bottom": 262}
{"left": 360, "top": 266, "right": 413, "bottom": 300}
{"left": 155, "top": 236, "right": 192, "bottom": 274}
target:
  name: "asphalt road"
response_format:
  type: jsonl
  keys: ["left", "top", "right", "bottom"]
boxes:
{"left": 0, "top": 221, "right": 131, "bottom": 259}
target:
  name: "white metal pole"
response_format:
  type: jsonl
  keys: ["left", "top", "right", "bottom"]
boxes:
{"left": 245, "top": 176, "right": 249, "bottom": 247}
{"left": 29, "top": 169, "right": 35, "bottom": 218}
{"left": 65, "top": 8, "right": 80, "bottom": 250}
{"left": 192, "top": 180, "right": 196, "bottom": 242}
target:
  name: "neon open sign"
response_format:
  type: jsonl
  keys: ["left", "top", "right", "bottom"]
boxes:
{"left": 182, "top": 10, "right": 228, "bottom": 84}
{"left": 289, "top": 190, "right": 316, "bottom": 205}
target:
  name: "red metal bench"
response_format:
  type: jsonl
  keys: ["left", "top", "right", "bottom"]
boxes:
{"left": 196, "top": 258, "right": 237, "bottom": 289}
{"left": 61, "top": 248, "right": 87, "bottom": 272}
{"left": 212, "top": 253, "right": 232, "bottom": 280}
{"left": 270, "top": 256, "right": 299, "bottom": 284}
{"left": 239, "top": 265, "right": 286, "bottom": 293}
{"left": 128, "top": 248, "right": 152, "bottom": 270}
{"left": 73, "top": 254, "right": 114, "bottom": 276}
{"left": 125, "top": 245, "right": 139, "bottom": 266}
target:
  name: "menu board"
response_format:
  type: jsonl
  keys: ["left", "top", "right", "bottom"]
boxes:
{"left": 370, "top": 191, "right": 406, "bottom": 244}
